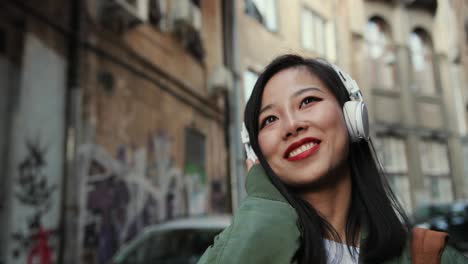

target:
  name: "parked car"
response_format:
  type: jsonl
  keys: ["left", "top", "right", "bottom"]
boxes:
{"left": 113, "top": 215, "right": 231, "bottom": 264}
{"left": 413, "top": 201, "right": 468, "bottom": 254}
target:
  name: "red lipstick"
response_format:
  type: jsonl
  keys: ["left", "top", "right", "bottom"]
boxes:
{"left": 284, "top": 137, "right": 321, "bottom": 162}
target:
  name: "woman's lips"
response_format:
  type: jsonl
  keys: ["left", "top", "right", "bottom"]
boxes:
{"left": 284, "top": 137, "right": 321, "bottom": 162}
{"left": 286, "top": 143, "right": 320, "bottom": 161}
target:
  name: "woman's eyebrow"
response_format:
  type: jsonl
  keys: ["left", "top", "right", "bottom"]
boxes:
{"left": 292, "top": 87, "right": 323, "bottom": 98}
{"left": 259, "top": 104, "right": 274, "bottom": 115}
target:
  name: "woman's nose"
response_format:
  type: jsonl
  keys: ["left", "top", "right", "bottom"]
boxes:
{"left": 283, "top": 117, "right": 307, "bottom": 139}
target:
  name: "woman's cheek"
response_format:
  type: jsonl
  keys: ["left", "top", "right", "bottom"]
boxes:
{"left": 257, "top": 134, "right": 268, "bottom": 157}
{"left": 258, "top": 132, "right": 277, "bottom": 160}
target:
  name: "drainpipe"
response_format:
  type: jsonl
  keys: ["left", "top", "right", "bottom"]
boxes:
{"left": 59, "top": 0, "right": 82, "bottom": 262}
{"left": 230, "top": 0, "right": 246, "bottom": 209}
{"left": 224, "top": 0, "right": 245, "bottom": 211}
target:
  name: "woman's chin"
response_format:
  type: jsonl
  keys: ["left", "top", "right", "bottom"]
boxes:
{"left": 284, "top": 171, "right": 346, "bottom": 192}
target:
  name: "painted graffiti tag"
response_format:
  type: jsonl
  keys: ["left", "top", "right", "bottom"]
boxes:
{"left": 78, "top": 130, "right": 226, "bottom": 264}
{"left": 11, "top": 139, "right": 57, "bottom": 264}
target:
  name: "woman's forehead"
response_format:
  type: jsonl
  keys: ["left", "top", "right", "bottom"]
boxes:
{"left": 261, "top": 67, "right": 328, "bottom": 104}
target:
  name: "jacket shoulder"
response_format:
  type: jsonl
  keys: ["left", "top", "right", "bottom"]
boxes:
{"left": 440, "top": 245, "right": 468, "bottom": 263}
{"left": 197, "top": 197, "right": 299, "bottom": 264}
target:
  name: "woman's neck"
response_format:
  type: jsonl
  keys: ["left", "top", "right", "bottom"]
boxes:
{"left": 299, "top": 167, "right": 353, "bottom": 243}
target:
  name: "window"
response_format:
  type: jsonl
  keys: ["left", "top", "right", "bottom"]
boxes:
{"left": 150, "top": 0, "right": 168, "bottom": 29}
{"left": 409, "top": 29, "right": 436, "bottom": 95}
{"left": 419, "top": 141, "right": 450, "bottom": 175}
{"left": 464, "top": 144, "right": 468, "bottom": 177}
{"left": 375, "top": 137, "right": 408, "bottom": 173}
{"left": 191, "top": 0, "right": 201, "bottom": 7}
{"left": 245, "top": 0, "right": 277, "bottom": 31}
{"left": 243, "top": 70, "right": 258, "bottom": 103}
{"left": 419, "top": 140, "right": 453, "bottom": 203}
{"left": 185, "top": 128, "right": 206, "bottom": 183}
{"left": 365, "top": 17, "right": 395, "bottom": 90}
{"left": 374, "top": 136, "right": 412, "bottom": 211}
{"left": 156, "top": 0, "right": 202, "bottom": 31}
{"left": 301, "top": 8, "right": 327, "bottom": 56}
{"left": 0, "top": 28, "right": 5, "bottom": 55}
{"left": 465, "top": 18, "right": 468, "bottom": 45}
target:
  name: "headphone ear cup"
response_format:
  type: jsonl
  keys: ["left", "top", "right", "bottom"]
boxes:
{"left": 359, "top": 102, "right": 370, "bottom": 140}
{"left": 343, "top": 101, "right": 369, "bottom": 142}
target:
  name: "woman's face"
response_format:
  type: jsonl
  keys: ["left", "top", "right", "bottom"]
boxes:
{"left": 257, "top": 66, "right": 349, "bottom": 187}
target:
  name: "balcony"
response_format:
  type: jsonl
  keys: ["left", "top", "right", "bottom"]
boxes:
{"left": 404, "top": 0, "right": 437, "bottom": 14}
{"left": 365, "top": 0, "right": 437, "bottom": 14}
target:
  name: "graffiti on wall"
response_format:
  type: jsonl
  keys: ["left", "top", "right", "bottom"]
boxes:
{"left": 78, "top": 130, "right": 226, "bottom": 264}
{"left": 11, "top": 139, "right": 57, "bottom": 264}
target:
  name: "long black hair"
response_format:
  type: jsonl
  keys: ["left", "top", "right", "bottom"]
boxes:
{"left": 244, "top": 54, "right": 410, "bottom": 264}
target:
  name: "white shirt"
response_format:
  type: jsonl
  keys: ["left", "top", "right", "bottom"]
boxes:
{"left": 324, "top": 239, "right": 360, "bottom": 264}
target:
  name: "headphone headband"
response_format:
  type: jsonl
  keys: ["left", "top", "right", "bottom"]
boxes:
{"left": 330, "top": 64, "right": 363, "bottom": 101}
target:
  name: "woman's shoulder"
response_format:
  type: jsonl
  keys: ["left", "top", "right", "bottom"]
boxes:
{"left": 197, "top": 196, "right": 300, "bottom": 264}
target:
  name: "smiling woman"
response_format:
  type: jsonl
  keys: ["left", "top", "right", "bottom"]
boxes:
{"left": 257, "top": 67, "right": 350, "bottom": 189}
{"left": 197, "top": 55, "right": 467, "bottom": 264}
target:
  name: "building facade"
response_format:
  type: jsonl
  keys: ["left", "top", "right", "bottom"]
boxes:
{"left": 0, "top": 1, "right": 230, "bottom": 264}
{"left": 235, "top": 0, "right": 468, "bottom": 214}
{"left": 451, "top": 0, "right": 468, "bottom": 188}
{"left": 348, "top": 0, "right": 468, "bottom": 212}
{"left": 0, "top": 0, "right": 467, "bottom": 264}
{"left": 0, "top": 2, "right": 70, "bottom": 263}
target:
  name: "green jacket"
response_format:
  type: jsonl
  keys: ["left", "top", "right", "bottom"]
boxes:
{"left": 198, "top": 165, "right": 467, "bottom": 264}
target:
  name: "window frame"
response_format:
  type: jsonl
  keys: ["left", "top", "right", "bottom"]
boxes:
{"left": 184, "top": 127, "right": 206, "bottom": 184}
{"left": 418, "top": 139, "right": 454, "bottom": 204}
{"left": 244, "top": 0, "right": 279, "bottom": 32}
{"left": 300, "top": 7, "right": 327, "bottom": 56}
{"left": 408, "top": 29, "right": 437, "bottom": 95}
{"left": 365, "top": 16, "right": 396, "bottom": 91}
{"left": 374, "top": 135, "right": 412, "bottom": 211}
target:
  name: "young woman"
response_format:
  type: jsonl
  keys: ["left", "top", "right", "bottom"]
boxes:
{"left": 198, "top": 55, "right": 467, "bottom": 264}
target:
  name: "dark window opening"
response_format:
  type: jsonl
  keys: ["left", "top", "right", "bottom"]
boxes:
{"left": 465, "top": 19, "right": 468, "bottom": 45}
{"left": 184, "top": 128, "right": 206, "bottom": 183}
{"left": 0, "top": 28, "right": 6, "bottom": 55}
{"left": 191, "top": 0, "right": 201, "bottom": 8}
{"left": 221, "top": 0, "right": 233, "bottom": 67}
{"left": 125, "top": 0, "right": 137, "bottom": 5}
{"left": 149, "top": 0, "right": 162, "bottom": 27}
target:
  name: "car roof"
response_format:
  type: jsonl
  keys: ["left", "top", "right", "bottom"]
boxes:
{"left": 144, "top": 214, "right": 232, "bottom": 232}
{"left": 113, "top": 215, "right": 231, "bottom": 263}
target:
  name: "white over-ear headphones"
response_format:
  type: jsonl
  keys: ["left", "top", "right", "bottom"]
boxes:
{"left": 330, "top": 64, "right": 369, "bottom": 142}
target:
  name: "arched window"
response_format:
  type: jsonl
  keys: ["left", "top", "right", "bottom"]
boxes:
{"left": 365, "top": 17, "right": 395, "bottom": 90}
{"left": 409, "top": 29, "right": 436, "bottom": 94}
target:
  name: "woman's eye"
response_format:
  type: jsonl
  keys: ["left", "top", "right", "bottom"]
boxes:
{"left": 260, "top": 116, "right": 278, "bottom": 128}
{"left": 300, "top": 96, "right": 321, "bottom": 108}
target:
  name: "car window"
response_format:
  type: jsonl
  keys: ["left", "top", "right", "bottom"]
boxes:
{"left": 121, "top": 228, "right": 221, "bottom": 264}
{"left": 119, "top": 239, "right": 147, "bottom": 264}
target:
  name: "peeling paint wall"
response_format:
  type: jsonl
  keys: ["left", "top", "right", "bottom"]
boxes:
{"left": 5, "top": 33, "right": 66, "bottom": 264}
{"left": 76, "top": 1, "right": 229, "bottom": 262}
